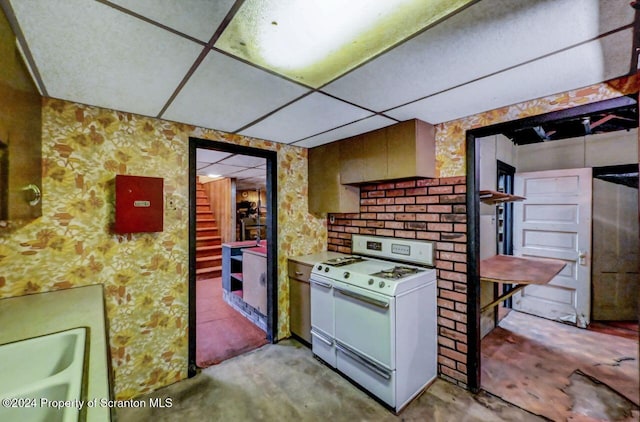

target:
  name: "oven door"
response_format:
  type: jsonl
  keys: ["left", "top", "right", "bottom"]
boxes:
{"left": 336, "top": 339, "right": 396, "bottom": 408}
{"left": 309, "top": 273, "right": 336, "bottom": 366}
{"left": 333, "top": 281, "right": 395, "bottom": 369}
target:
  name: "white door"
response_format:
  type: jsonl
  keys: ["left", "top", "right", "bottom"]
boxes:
{"left": 513, "top": 168, "right": 592, "bottom": 327}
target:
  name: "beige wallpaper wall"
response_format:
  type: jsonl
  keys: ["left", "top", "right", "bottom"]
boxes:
{"left": 0, "top": 99, "right": 326, "bottom": 399}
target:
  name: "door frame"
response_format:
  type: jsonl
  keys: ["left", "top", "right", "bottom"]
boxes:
{"left": 188, "top": 137, "right": 278, "bottom": 377}
{"left": 464, "top": 94, "right": 637, "bottom": 393}
{"left": 495, "top": 160, "right": 515, "bottom": 315}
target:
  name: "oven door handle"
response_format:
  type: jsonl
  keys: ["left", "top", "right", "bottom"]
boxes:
{"left": 334, "top": 287, "right": 389, "bottom": 309}
{"left": 335, "top": 341, "right": 392, "bottom": 380}
{"left": 309, "top": 278, "right": 332, "bottom": 289}
{"left": 310, "top": 328, "right": 333, "bottom": 347}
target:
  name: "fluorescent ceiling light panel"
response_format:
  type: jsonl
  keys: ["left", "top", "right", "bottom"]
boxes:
{"left": 215, "top": 0, "right": 475, "bottom": 88}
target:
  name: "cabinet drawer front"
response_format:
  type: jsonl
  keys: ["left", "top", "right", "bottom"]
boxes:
{"left": 288, "top": 260, "right": 312, "bottom": 280}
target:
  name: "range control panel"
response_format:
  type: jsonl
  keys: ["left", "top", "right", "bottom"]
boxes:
{"left": 352, "top": 234, "right": 434, "bottom": 267}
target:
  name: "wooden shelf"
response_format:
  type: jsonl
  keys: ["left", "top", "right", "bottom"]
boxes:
{"left": 479, "top": 190, "right": 526, "bottom": 205}
{"left": 479, "top": 254, "right": 566, "bottom": 312}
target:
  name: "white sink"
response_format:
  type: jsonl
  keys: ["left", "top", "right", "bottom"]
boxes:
{"left": 0, "top": 327, "right": 87, "bottom": 422}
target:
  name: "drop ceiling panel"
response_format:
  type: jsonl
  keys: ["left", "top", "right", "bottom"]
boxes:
{"left": 196, "top": 149, "right": 232, "bottom": 163}
{"left": 219, "top": 155, "right": 266, "bottom": 168}
{"left": 386, "top": 29, "right": 633, "bottom": 124}
{"left": 239, "top": 92, "right": 373, "bottom": 143}
{"left": 293, "top": 115, "right": 397, "bottom": 148}
{"left": 108, "top": 0, "right": 235, "bottom": 42}
{"left": 9, "top": 0, "right": 203, "bottom": 117}
{"left": 163, "top": 51, "right": 309, "bottom": 133}
{"left": 231, "top": 168, "right": 266, "bottom": 179}
{"left": 323, "top": 0, "right": 634, "bottom": 112}
{"left": 199, "top": 163, "right": 245, "bottom": 176}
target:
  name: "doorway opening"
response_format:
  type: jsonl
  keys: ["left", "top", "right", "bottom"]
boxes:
{"left": 466, "top": 95, "right": 639, "bottom": 419}
{"left": 188, "top": 138, "right": 278, "bottom": 376}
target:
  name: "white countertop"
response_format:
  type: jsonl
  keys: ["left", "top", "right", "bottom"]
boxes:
{"left": 0, "top": 285, "right": 111, "bottom": 421}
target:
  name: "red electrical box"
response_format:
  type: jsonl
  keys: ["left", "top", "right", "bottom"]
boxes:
{"left": 114, "top": 175, "right": 163, "bottom": 234}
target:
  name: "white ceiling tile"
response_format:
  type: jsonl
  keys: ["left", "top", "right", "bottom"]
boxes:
{"left": 219, "top": 155, "right": 266, "bottom": 168}
{"left": 231, "top": 168, "right": 267, "bottom": 179}
{"left": 196, "top": 149, "right": 232, "bottom": 163}
{"left": 200, "top": 163, "right": 245, "bottom": 176}
{"left": 163, "top": 51, "right": 309, "bottom": 133}
{"left": 108, "top": 0, "right": 235, "bottom": 42}
{"left": 10, "top": 0, "right": 203, "bottom": 117}
{"left": 386, "top": 29, "right": 633, "bottom": 124}
{"left": 292, "top": 115, "right": 397, "bottom": 148}
{"left": 239, "top": 93, "right": 373, "bottom": 143}
{"left": 323, "top": 0, "right": 634, "bottom": 112}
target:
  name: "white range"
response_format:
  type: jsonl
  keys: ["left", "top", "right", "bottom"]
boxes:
{"left": 310, "top": 234, "right": 437, "bottom": 412}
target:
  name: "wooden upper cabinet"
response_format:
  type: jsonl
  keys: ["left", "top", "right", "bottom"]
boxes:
{"left": 339, "top": 135, "right": 363, "bottom": 185}
{"left": 386, "top": 119, "right": 436, "bottom": 180}
{"left": 361, "top": 128, "right": 388, "bottom": 182}
{"left": 308, "top": 142, "right": 359, "bottom": 214}
{"left": 339, "top": 119, "right": 436, "bottom": 185}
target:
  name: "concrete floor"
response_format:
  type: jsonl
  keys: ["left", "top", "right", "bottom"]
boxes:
{"left": 117, "top": 339, "right": 542, "bottom": 422}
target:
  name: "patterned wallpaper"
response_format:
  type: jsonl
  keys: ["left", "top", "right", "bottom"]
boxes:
{"left": 0, "top": 99, "right": 326, "bottom": 399}
{"left": 0, "top": 75, "right": 636, "bottom": 400}
{"left": 436, "top": 75, "right": 639, "bottom": 177}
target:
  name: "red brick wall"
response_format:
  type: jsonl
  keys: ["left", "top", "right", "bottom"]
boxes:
{"left": 327, "top": 176, "right": 469, "bottom": 387}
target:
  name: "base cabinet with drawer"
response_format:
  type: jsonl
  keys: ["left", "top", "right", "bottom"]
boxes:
{"left": 288, "top": 259, "right": 312, "bottom": 343}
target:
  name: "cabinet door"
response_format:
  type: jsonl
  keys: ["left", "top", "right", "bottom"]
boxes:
{"left": 243, "top": 252, "right": 267, "bottom": 315}
{"left": 386, "top": 120, "right": 417, "bottom": 180}
{"left": 361, "top": 127, "right": 388, "bottom": 182}
{"left": 309, "top": 142, "right": 359, "bottom": 214}
{"left": 339, "top": 135, "right": 364, "bottom": 184}
{"left": 289, "top": 278, "right": 311, "bottom": 343}
{"left": 386, "top": 119, "right": 436, "bottom": 179}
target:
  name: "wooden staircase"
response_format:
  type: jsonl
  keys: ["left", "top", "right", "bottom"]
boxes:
{"left": 196, "top": 181, "right": 222, "bottom": 279}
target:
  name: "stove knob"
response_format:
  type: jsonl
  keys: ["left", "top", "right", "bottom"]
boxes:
{"left": 324, "top": 267, "right": 330, "bottom": 273}
{"left": 379, "top": 281, "right": 386, "bottom": 288}
{"left": 368, "top": 278, "right": 374, "bottom": 285}
{"left": 317, "top": 265, "right": 323, "bottom": 271}
{"left": 343, "top": 272, "right": 350, "bottom": 279}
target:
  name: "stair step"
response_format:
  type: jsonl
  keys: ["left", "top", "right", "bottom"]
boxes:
{"left": 195, "top": 183, "right": 221, "bottom": 279}
{"left": 197, "top": 228, "right": 219, "bottom": 234}
{"left": 196, "top": 266, "right": 222, "bottom": 275}
{"left": 197, "top": 245, "right": 222, "bottom": 252}
{"left": 197, "top": 254, "right": 222, "bottom": 262}
{"left": 196, "top": 237, "right": 222, "bottom": 248}
{"left": 197, "top": 235, "right": 221, "bottom": 241}
{"left": 197, "top": 259, "right": 222, "bottom": 270}
{"left": 196, "top": 247, "right": 221, "bottom": 257}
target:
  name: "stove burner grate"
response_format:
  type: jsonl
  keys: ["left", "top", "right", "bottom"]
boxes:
{"left": 371, "top": 266, "right": 425, "bottom": 280}
{"left": 322, "top": 256, "right": 366, "bottom": 267}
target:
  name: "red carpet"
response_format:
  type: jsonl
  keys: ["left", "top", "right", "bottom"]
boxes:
{"left": 196, "top": 277, "right": 268, "bottom": 367}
